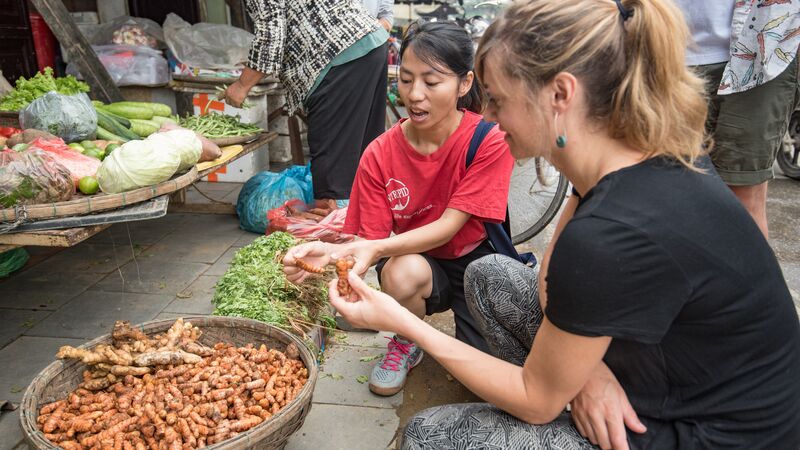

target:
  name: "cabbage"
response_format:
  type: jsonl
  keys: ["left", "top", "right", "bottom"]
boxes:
{"left": 96, "top": 129, "right": 202, "bottom": 194}
{"left": 146, "top": 129, "right": 201, "bottom": 172}
{"left": 19, "top": 92, "right": 97, "bottom": 143}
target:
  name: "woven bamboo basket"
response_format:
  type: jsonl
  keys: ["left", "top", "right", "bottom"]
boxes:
{"left": 20, "top": 316, "right": 318, "bottom": 450}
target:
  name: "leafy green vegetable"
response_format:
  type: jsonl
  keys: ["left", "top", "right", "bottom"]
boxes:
{"left": 212, "top": 232, "right": 336, "bottom": 335}
{"left": 359, "top": 354, "right": 383, "bottom": 362}
{"left": 355, "top": 375, "right": 369, "bottom": 384}
{"left": 0, "top": 68, "right": 89, "bottom": 111}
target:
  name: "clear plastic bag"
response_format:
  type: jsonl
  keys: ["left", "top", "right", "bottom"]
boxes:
{"left": 89, "top": 16, "right": 164, "bottom": 48}
{"left": 67, "top": 45, "right": 169, "bottom": 87}
{"left": 0, "top": 148, "right": 74, "bottom": 207}
{"left": 163, "top": 13, "right": 254, "bottom": 70}
{"left": 31, "top": 138, "right": 101, "bottom": 187}
{"left": 19, "top": 92, "right": 97, "bottom": 143}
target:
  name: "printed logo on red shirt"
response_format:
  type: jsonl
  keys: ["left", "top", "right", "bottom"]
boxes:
{"left": 386, "top": 178, "right": 410, "bottom": 211}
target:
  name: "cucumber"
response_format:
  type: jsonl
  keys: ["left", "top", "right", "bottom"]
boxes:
{"left": 150, "top": 115, "right": 177, "bottom": 126}
{"left": 94, "top": 106, "right": 131, "bottom": 128}
{"left": 103, "top": 103, "right": 154, "bottom": 120}
{"left": 129, "top": 119, "right": 159, "bottom": 137}
{"left": 95, "top": 125, "right": 128, "bottom": 143}
{"left": 96, "top": 109, "right": 139, "bottom": 141}
{"left": 109, "top": 101, "right": 171, "bottom": 117}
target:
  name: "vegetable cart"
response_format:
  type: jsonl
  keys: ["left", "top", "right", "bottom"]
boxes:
{"left": 0, "top": 132, "right": 277, "bottom": 249}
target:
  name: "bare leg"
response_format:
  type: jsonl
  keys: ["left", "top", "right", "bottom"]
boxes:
{"left": 379, "top": 254, "right": 433, "bottom": 320}
{"left": 729, "top": 182, "right": 769, "bottom": 239}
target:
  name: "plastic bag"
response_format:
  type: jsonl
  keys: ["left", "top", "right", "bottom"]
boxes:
{"left": 0, "top": 247, "right": 29, "bottom": 277}
{"left": 282, "top": 164, "right": 313, "bottom": 204}
{"left": 67, "top": 45, "right": 169, "bottom": 87}
{"left": 267, "top": 202, "right": 353, "bottom": 243}
{"left": 0, "top": 148, "right": 74, "bottom": 207}
{"left": 96, "top": 129, "right": 200, "bottom": 194}
{"left": 146, "top": 129, "right": 202, "bottom": 172}
{"left": 19, "top": 92, "right": 97, "bottom": 143}
{"left": 236, "top": 171, "right": 307, "bottom": 234}
{"left": 30, "top": 138, "right": 101, "bottom": 187}
{"left": 163, "top": 13, "right": 254, "bottom": 70}
{"left": 89, "top": 16, "right": 164, "bottom": 48}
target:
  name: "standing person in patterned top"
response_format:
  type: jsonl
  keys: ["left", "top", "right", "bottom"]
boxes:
{"left": 675, "top": 0, "right": 800, "bottom": 238}
{"left": 282, "top": 22, "right": 515, "bottom": 397}
{"left": 218, "top": 0, "right": 389, "bottom": 204}
{"left": 326, "top": 0, "right": 800, "bottom": 448}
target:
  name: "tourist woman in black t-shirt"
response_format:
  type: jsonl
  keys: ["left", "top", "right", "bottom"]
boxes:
{"left": 328, "top": 0, "right": 800, "bottom": 448}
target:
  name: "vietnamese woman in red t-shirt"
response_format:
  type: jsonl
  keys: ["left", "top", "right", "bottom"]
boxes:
{"left": 283, "top": 21, "right": 514, "bottom": 397}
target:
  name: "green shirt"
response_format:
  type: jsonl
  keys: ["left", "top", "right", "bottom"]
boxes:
{"left": 306, "top": 28, "right": 389, "bottom": 100}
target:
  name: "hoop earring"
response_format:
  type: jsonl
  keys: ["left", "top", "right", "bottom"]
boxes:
{"left": 554, "top": 112, "right": 567, "bottom": 148}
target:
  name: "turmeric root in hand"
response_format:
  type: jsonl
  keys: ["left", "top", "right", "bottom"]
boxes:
{"left": 294, "top": 258, "right": 326, "bottom": 274}
{"left": 335, "top": 257, "right": 355, "bottom": 296}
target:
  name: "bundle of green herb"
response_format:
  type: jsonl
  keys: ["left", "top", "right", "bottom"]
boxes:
{"left": 212, "top": 232, "right": 336, "bottom": 334}
{"left": 0, "top": 68, "right": 90, "bottom": 111}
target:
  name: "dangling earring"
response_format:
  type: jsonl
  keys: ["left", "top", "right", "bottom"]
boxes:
{"left": 554, "top": 112, "right": 567, "bottom": 148}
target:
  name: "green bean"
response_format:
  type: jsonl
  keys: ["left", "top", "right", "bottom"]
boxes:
{"left": 179, "top": 112, "right": 262, "bottom": 138}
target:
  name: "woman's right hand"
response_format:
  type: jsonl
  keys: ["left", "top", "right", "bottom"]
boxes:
{"left": 218, "top": 80, "right": 250, "bottom": 108}
{"left": 329, "top": 271, "right": 414, "bottom": 333}
{"left": 283, "top": 241, "right": 336, "bottom": 284}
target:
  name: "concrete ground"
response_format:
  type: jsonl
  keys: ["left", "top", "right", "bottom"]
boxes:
{"left": 0, "top": 173, "right": 798, "bottom": 450}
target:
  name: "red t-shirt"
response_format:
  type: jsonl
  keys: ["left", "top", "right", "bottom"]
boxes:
{"left": 343, "top": 110, "right": 514, "bottom": 259}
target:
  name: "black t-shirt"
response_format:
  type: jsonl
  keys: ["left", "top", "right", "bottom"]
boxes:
{"left": 546, "top": 157, "right": 800, "bottom": 449}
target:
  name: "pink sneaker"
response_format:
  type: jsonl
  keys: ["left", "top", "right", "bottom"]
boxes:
{"left": 369, "top": 336, "right": 424, "bottom": 396}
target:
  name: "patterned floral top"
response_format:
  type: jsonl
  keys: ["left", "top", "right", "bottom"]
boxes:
{"left": 244, "top": 0, "right": 378, "bottom": 113}
{"left": 719, "top": 0, "right": 800, "bottom": 95}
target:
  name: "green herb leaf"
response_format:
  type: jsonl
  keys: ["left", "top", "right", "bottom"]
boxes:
{"left": 359, "top": 353, "right": 383, "bottom": 362}
{"left": 355, "top": 375, "right": 369, "bottom": 384}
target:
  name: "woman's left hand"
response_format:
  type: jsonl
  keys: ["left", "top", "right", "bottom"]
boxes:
{"left": 329, "top": 271, "right": 413, "bottom": 333}
{"left": 571, "top": 363, "right": 646, "bottom": 450}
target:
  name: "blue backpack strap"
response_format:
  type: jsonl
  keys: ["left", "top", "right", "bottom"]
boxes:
{"left": 466, "top": 120, "right": 495, "bottom": 167}
{"left": 465, "top": 120, "right": 536, "bottom": 266}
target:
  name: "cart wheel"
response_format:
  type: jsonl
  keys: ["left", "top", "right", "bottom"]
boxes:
{"left": 777, "top": 111, "right": 800, "bottom": 181}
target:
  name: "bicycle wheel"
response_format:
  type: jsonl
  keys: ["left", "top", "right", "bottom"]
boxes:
{"left": 508, "top": 157, "right": 569, "bottom": 245}
{"left": 777, "top": 111, "right": 800, "bottom": 181}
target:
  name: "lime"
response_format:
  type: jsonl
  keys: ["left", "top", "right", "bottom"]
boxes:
{"left": 105, "top": 143, "right": 120, "bottom": 154}
{"left": 68, "top": 143, "right": 85, "bottom": 153}
{"left": 80, "top": 140, "right": 97, "bottom": 149}
{"left": 78, "top": 176, "right": 99, "bottom": 195}
{"left": 84, "top": 148, "right": 104, "bottom": 160}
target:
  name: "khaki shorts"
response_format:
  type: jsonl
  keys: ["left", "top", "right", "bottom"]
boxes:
{"left": 697, "top": 56, "right": 800, "bottom": 186}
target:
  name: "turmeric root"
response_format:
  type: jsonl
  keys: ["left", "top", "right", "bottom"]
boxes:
{"left": 109, "top": 365, "right": 151, "bottom": 376}
{"left": 335, "top": 257, "right": 355, "bottom": 296}
{"left": 112, "top": 321, "right": 149, "bottom": 344}
{"left": 134, "top": 350, "right": 202, "bottom": 367}
{"left": 294, "top": 258, "right": 326, "bottom": 274}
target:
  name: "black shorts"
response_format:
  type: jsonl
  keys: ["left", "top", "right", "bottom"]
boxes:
{"left": 375, "top": 240, "right": 494, "bottom": 316}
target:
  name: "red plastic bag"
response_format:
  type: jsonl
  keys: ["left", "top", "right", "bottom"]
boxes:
{"left": 30, "top": 137, "right": 100, "bottom": 187}
{"left": 267, "top": 200, "right": 354, "bottom": 243}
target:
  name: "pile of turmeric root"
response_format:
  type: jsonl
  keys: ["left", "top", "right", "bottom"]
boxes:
{"left": 37, "top": 318, "right": 308, "bottom": 449}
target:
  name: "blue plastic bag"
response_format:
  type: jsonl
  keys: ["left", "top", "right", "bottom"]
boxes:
{"left": 236, "top": 165, "right": 313, "bottom": 233}
{"left": 283, "top": 164, "right": 313, "bottom": 203}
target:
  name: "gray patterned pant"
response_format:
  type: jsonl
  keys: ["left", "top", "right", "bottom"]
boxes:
{"left": 401, "top": 254, "right": 596, "bottom": 450}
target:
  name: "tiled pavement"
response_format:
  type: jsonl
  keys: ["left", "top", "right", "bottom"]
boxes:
{"left": 0, "top": 183, "right": 404, "bottom": 449}
{"left": 1, "top": 177, "right": 798, "bottom": 450}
